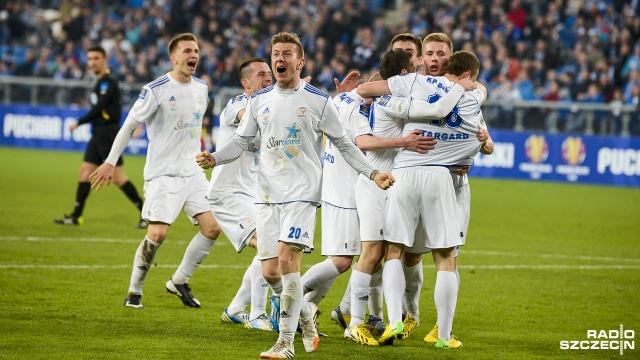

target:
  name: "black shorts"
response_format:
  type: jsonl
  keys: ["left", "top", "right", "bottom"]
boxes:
{"left": 83, "top": 136, "right": 123, "bottom": 166}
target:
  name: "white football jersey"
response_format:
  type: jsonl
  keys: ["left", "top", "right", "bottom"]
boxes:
{"left": 207, "top": 93, "right": 259, "bottom": 198}
{"left": 387, "top": 73, "right": 486, "bottom": 168}
{"left": 322, "top": 90, "right": 371, "bottom": 209}
{"left": 128, "top": 73, "right": 208, "bottom": 180}
{"left": 237, "top": 82, "right": 374, "bottom": 205}
{"left": 366, "top": 94, "right": 407, "bottom": 172}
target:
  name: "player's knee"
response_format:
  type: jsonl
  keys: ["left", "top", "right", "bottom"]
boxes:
{"left": 262, "top": 263, "right": 280, "bottom": 283}
{"left": 202, "top": 223, "right": 221, "bottom": 240}
{"left": 331, "top": 257, "right": 353, "bottom": 273}
{"left": 403, "top": 253, "right": 423, "bottom": 267}
{"left": 146, "top": 229, "right": 167, "bottom": 244}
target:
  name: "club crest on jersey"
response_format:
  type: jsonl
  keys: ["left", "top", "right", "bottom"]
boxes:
{"left": 99, "top": 81, "right": 109, "bottom": 95}
{"left": 261, "top": 107, "right": 271, "bottom": 125}
{"left": 138, "top": 88, "right": 147, "bottom": 99}
{"left": 197, "top": 93, "right": 205, "bottom": 104}
{"left": 231, "top": 95, "right": 244, "bottom": 104}
{"left": 169, "top": 96, "right": 177, "bottom": 111}
{"left": 297, "top": 107, "right": 308, "bottom": 120}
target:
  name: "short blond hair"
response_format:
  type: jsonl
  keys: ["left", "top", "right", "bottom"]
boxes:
{"left": 271, "top": 32, "right": 304, "bottom": 58}
{"left": 422, "top": 33, "right": 453, "bottom": 55}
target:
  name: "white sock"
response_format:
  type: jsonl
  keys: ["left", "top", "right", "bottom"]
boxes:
{"left": 434, "top": 271, "right": 458, "bottom": 341}
{"left": 339, "top": 278, "right": 351, "bottom": 315}
{"left": 403, "top": 260, "right": 423, "bottom": 319}
{"left": 172, "top": 232, "right": 215, "bottom": 284}
{"left": 382, "top": 259, "right": 405, "bottom": 325}
{"left": 455, "top": 267, "right": 460, "bottom": 289}
{"left": 301, "top": 258, "right": 341, "bottom": 294}
{"left": 280, "top": 272, "right": 303, "bottom": 342}
{"left": 128, "top": 236, "right": 160, "bottom": 295}
{"left": 304, "top": 277, "right": 336, "bottom": 305}
{"left": 249, "top": 257, "right": 269, "bottom": 319}
{"left": 349, "top": 270, "right": 371, "bottom": 326}
{"left": 228, "top": 262, "right": 252, "bottom": 315}
{"left": 368, "top": 267, "right": 384, "bottom": 319}
{"left": 270, "top": 280, "right": 283, "bottom": 297}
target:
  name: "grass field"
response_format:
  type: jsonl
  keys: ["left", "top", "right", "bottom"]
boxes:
{"left": 1, "top": 146, "right": 639, "bottom": 360}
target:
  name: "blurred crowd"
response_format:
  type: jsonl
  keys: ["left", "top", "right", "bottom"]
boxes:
{"left": 1, "top": 0, "right": 639, "bottom": 134}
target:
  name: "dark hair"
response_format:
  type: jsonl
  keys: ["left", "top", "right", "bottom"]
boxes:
{"left": 390, "top": 33, "right": 423, "bottom": 56}
{"left": 379, "top": 49, "right": 412, "bottom": 80}
{"left": 445, "top": 50, "right": 480, "bottom": 78}
{"left": 168, "top": 33, "right": 197, "bottom": 55}
{"left": 238, "top": 57, "right": 268, "bottom": 80}
{"left": 87, "top": 45, "right": 107, "bottom": 58}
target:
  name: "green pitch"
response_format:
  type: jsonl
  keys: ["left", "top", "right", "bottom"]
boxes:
{"left": 1, "top": 147, "right": 638, "bottom": 360}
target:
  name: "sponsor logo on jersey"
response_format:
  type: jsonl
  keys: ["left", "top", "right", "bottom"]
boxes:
{"left": 138, "top": 88, "right": 147, "bottom": 99}
{"left": 358, "top": 104, "right": 370, "bottom": 118}
{"left": 266, "top": 123, "right": 302, "bottom": 159}
{"left": 231, "top": 94, "right": 244, "bottom": 104}
{"left": 556, "top": 136, "right": 590, "bottom": 181}
{"left": 519, "top": 135, "right": 552, "bottom": 179}
{"left": 338, "top": 92, "right": 354, "bottom": 104}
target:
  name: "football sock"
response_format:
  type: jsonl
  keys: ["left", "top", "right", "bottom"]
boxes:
{"left": 403, "top": 260, "right": 423, "bottom": 319}
{"left": 349, "top": 270, "right": 371, "bottom": 326}
{"left": 434, "top": 271, "right": 458, "bottom": 342}
{"left": 71, "top": 182, "right": 91, "bottom": 218}
{"left": 280, "top": 272, "right": 303, "bottom": 342}
{"left": 228, "top": 262, "right": 252, "bottom": 315}
{"left": 339, "top": 278, "right": 351, "bottom": 315}
{"left": 455, "top": 266, "right": 460, "bottom": 289}
{"left": 369, "top": 266, "right": 384, "bottom": 319}
{"left": 304, "top": 276, "right": 336, "bottom": 305}
{"left": 301, "top": 258, "right": 340, "bottom": 294}
{"left": 382, "top": 259, "right": 405, "bottom": 325}
{"left": 128, "top": 236, "right": 160, "bottom": 294}
{"left": 270, "top": 280, "right": 283, "bottom": 297}
{"left": 119, "top": 181, "right": 143, "bottom": 212}
{"left": 249, "top": 257, "right": 269, "bottom": 319}
{"left": 172, "top": 232, "right": 216, "bottom": 284}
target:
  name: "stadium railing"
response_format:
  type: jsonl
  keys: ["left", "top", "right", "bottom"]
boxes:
{"left": 1, "top": 76, "right": 637, "bottom": 137}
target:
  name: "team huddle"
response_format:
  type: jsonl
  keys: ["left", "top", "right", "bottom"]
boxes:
{"left": 90, "top": 30, "right": 494, "bottom": 359}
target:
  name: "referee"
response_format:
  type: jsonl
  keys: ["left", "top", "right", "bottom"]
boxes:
{"left": 55, "top": 45, "right": 146, "bottom": 228}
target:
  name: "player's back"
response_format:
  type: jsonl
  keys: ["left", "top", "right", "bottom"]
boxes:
{"left": 322, "top": 90, "right": 371, "bottom": 209}
{"left": 129, "top": 73, "right": 208, "bottom": 180}
{"left": 389, "top": 73, "right": 486, "bottom": 168}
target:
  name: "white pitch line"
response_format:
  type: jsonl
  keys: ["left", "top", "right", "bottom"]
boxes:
{"left": 463, "top": 250, "right": 640, "bottom": 264}
{"left": 0, "top": 264, "right": 639, "bottom": 270}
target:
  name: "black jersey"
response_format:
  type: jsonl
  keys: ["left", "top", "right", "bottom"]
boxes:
{"left": 77, "top": 72, "right": 122, "bottom": 137}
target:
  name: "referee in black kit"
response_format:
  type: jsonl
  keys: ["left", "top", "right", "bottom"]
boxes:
{"left": 55, "top": 45, "right": 146, "bottom": 229}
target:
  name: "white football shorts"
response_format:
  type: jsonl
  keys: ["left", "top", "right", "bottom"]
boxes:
{"left": 321, "top": 202, "right": 361, "bottom": 256}
{"left": 142, "top": 173, "right": 211, "bottom": 225}
{"left": 256, "top": 202, "right": 318, "bottom": 260}
{"left": 385, "top": 167, "right": 462, "bottom": 251}
{"left": 355, "top": 174, "right": 387, "bottom": 241}
{"left": 208, "top": 192, "right": 256, "bottom": 253}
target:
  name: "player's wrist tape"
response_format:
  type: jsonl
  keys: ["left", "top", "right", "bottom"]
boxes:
{"left": 369, "top": 170, "right": 379, "bottom": 180}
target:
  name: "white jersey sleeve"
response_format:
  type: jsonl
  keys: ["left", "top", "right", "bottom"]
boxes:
{"left": 322, "top": 90, "right": 371, "bottom": 208}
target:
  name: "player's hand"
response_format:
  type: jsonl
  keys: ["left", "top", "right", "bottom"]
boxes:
{"left": 196, "top": 149, "right": 215, "bottom": 169}
{"left": 450, "top": 165, "right": 470, "bottom": 176}
{"left": 69, "top": 122, "right": 78, "bottom": 132}
{"left": 302, "top": 76, "right": 312, "bottom": 84}
{"left": 403, "top": 130, "right": 436, "bottom": 154}
{"left": 90, "top": 163, "right": 115, "bottom": 190}
{"left": 373, "top": 171, "right": 395, "bottom": 190}
{"left": 457, "top": 77, "right": 476, "bottom": 91}
{"left": 476, "top": 126, "right": 489, "bottom": 142}
{"left": 334, "top": 71, "right": 362, "bottom": 93}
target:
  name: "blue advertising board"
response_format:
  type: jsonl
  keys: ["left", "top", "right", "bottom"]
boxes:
{"left": 0, "top": 104, "right": 148, "bottom": 155}
{"left": 470, "top": 130, "right": 640, "bottom": 187}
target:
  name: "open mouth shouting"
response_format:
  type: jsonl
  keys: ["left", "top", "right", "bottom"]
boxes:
{"left": 276, "top": 65, "right": 287, "bottom": 75}
{"left": 187, "top": 59, "right": 197, "bottom": 72}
